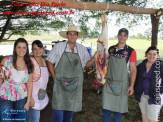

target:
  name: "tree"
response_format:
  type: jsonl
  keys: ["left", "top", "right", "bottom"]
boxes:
{"left": 20, "top": 0, "right": 162, "bottom": 45}
{"left": 0, "top": 0, "right": 66, "bottom": 40}
{"left": 0, "top": 0, "right": 162, "bottom": 45}
{"left": 136, "top": 33, "right": 145, "bottom": 39}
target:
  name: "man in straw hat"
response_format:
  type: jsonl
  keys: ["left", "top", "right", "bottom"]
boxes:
{"left": 46, "top": 25, "right": 97, "bottom": 122}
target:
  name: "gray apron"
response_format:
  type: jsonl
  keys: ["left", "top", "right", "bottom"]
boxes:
{"left": 102, "top": 55, "right": 129, "bottom": 113}
{"left": 52, "top": 43, "right": 83, "bottom": 112}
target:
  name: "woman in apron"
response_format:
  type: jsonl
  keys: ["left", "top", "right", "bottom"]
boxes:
{"left": 0, "top": 38, "right": 33, "bottom": 122}
{"left": 27, "top": 40, "right": 49, "bottom": 122}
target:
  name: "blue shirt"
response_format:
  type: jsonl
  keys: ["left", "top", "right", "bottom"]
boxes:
{"left": 142, "top": 62, "right": 154, "bottom": 95}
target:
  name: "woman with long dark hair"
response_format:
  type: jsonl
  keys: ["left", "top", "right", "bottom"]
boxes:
{"left": 134, "top": 46, "right": 163, "bottom": 122}
{"left": 0, "top": 38, "right": 33, "bottom": 121}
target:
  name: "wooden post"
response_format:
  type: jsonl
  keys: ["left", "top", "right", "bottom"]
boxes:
{"left": 150, "top": 9, "right": 163, "bottom": 46}
{"left": 150, "top": 14, "right": 160, "bottom": 46}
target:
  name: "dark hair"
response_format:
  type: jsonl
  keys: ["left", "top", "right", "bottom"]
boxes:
{"left": 32, "top": 40, "right": 43, "bottom": 49}
{"left": 118, "top": 28, "right": 129, "bottom": 36}
{"left": 13, "top": 38, "right": 33, "bottom": 74}
{"left": 66, "top": 31, "right": 78, "bottom": 36}
{"left": 145, "top": 46, "right": 159, "bottom": 57}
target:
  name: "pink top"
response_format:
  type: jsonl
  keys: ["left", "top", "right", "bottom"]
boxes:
{"left": 0, "top": 56, "right": 29, "bottom": 101}
{"left": 31, "top": 57, "right": 49, "bottom": 110}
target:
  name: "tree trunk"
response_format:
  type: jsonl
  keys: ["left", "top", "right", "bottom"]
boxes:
{"left": 0, "top": 15, "right": 12, "bottom": 40}
{"left": 0, "top": 6, "right": 18, "bottom": 40}
{"left": 150, "top": 14, "right": 160, "bottom": 46}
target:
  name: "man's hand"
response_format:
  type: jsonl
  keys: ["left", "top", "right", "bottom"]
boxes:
{"left": 46, "top": 60, "right": 55, "bottom": 81}
{"left": 127, "top": 86, "right": 134, "bottom": 96}
{"left": 128, "top": 61, "right": 137, "bottom": 96}
{"left": 94, "top": 50, "right": 100, "bottom": 59}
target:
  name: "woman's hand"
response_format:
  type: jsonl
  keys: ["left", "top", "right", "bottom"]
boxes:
{"left": 31, "top": 97, "right": 35, "bottom": 107}
{"left": 26, "top": 74, "right": 33, "bottom": 110}
{"left": 24, "top": 101, "right": 31, "bottom": 111}
{"left": 0, "top": 78, "right": 3, "bottom": 86}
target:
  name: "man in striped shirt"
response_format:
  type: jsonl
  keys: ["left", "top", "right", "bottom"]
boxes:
{"left": 46, "top": 25, "right": 96, "bottom": 122}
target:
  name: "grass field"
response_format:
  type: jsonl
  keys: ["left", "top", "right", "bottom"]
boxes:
{"left": 2, "top": 34, "right": 163, "bottom": 61}
{"left": 84, "top": 38, "right": 163, "bottom": 62}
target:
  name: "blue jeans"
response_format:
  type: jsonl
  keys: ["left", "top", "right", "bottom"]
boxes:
{"left": 0, "top": 97, "right": 27, "bottom": 122}
{"left": 51, "top": 109, "right": 74, "bottom": 122}
{"left": 26, "top": 107, "right": 40, "bottom": 122}
{"left": 102, "top": 109, "right": 122, "bottom": 122}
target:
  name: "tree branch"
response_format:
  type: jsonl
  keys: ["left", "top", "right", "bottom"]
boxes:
{"left": 5, "top": 32, "right": 17, "bottom": 40}
{"left": 18, "top": 0, "right": 163, "bottom": 15}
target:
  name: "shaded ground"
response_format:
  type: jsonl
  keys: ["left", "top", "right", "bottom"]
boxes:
{"left": 40, "top": 73, "right": 163, "bottom": 122}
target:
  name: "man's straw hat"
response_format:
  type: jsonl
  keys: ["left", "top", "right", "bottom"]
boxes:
{"left": 59, "top": 25, "right": 84, "bottom": 38}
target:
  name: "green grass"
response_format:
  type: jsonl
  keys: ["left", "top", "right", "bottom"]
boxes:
{"left": 1, "top": 34, "right": 163, "bottom": 62}
{"left": 84, "top": 38, "right": 163, "bottom": 61}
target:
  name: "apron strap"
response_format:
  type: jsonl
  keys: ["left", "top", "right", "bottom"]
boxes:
{"left": 64, "top": 42, "right": 68, "bottom": 51}
{"left": 62, "top": 42, "right": 81, "bottom": 74}
{"left": 64, "top": 42, "right": 79, "bottom": 53}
